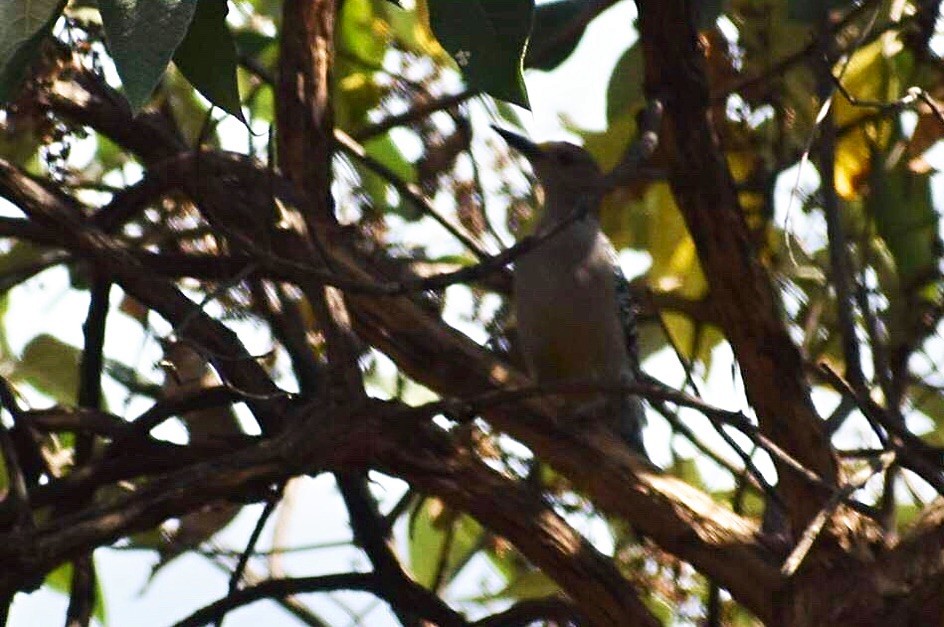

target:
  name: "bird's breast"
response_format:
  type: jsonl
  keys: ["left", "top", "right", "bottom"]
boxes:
{"left": 513, "top": 228, "right": 628, "bottom": 382}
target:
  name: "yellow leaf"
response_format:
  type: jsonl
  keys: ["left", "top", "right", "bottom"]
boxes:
{"left": 641, "top": 184, "right": 714, "bottom": 364}
{"left": 831, "top": 37, "right": 906, "bottom": 198}
{"left": 412, "top": 0, "right": 450, "bottom": 61}
{"left": 834, "top": 129, "right": 873, "bottom": 200}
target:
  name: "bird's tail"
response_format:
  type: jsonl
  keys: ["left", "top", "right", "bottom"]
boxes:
{"left": 616, "top": 394, "right": 649, "bottom": 460}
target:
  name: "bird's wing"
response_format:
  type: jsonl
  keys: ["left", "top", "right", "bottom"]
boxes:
{"left": 607, "top": 245, "right": 642, "bottom": 376}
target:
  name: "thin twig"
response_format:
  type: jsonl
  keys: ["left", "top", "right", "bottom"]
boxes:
{"left": 709, "top": 0, "right": 895, "bottom": 103}
{"left": 815, "top": 13, "right": 865, "bottom": 392}
{"left": 203, "top": 550, "right": 333, "bottom": 626}
{"left": 781, "top": 451, "right": 895, "bottom": 577}
{"left": 818, "top": 363, "right": 944, "bottom": 495}
{"left": 336, "top": 474, "right": 465, "bottom": 627}
{"left": 0, "top": 411, "right": 32, "bottom": 532}
{"left": 335, "top": 129, "right": 490, "bottom": 260}
{"left": 653, "top": 401, "right": 781, "bottom": 510}
{"left": 67, "top": 276, "right": 111, "bottom": 627}
{"left": 353, "top": 90, "right": 476, "bottom": 142}
{"left": 173, "top": 574, "right": 380, "bottom": 627}
{"left": 217, "top": 483, "right": 285, "bottom": 627}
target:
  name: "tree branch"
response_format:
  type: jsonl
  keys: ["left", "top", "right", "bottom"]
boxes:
{"left": 172, "top": 573, "right": 379, "bottom": 627}
{"left": 634, "top": 0, "right": 839, "bottom": 531}
{"left": 21, "top": 63, "right": 779, "bottom": 620}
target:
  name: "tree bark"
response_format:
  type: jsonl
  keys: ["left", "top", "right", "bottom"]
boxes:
{"left": 633, "top": 0, "right": 838, "bottom": 532}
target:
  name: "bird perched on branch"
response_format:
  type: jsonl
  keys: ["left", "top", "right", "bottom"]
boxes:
{"left": 496, "top": 127, "right": 648, "bottom": 457}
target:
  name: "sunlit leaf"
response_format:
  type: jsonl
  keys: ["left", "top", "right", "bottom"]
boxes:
{"left": 832, "top": 39, "right": 908, "bottom": 199}
{"left": 162, "top": 65, "right": 214, "bottom": 145}
{"left": 387, "top": 0, "right": 450, "bottom": 60}
{"left": 464, "top": 568, "right": 559, "bottom": 602}
{"left": 642, "top": 184, "right": 716, "bottom": 365}
{"left": 667, "top": 456, "right": 706, "bottom": 490}
{"left": 896, "top": 502, "right": 922, "bottom": 530}
{"left": 334, "top": 0, "right": 391, "bottom": 133}
{"left": 408, "top": 498, "right": 484, "bottom": 589}
{"left": 16, "top": 334, "right": 82, "bottom": 405}
{"left": 711, "top": 487, "right": 765, "bottom": 517}
{"left": 340, "top": 0, "right": 389, "bottom": 69}
{"left": 834, "top": 130, "right": 874, "bottom": 200}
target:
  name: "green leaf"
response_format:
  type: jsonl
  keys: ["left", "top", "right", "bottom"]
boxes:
{"left": 465, "top": 569, "right": 559, "bottom": 602}
{"left": 385, "top": 0, "right": 450, "bottom": 60}
{"left": 161, "top": 64, "right": 218, "bottom": 144}
{"left": 355, "top": 134, "right": 417, "bottom": 218}
{"left": 605, "top": 42, "right": 643, "bottom": 125}
{"left": 233, "top": 29, "right": 276, "bottom": 59}
{"left": 99, "top": 0, "right": 199, "bottom": 111}
{"left": 667, "top": 456, "right": 706, "bottom": 491}
{"left": 93, "top": 135, "right": 133, "bottom": 174}
{"left": 0, "top": 0, "right": 62, "bottom": 66}
{"left": 427, "top": 0, "right": 533, "bottom": 108}
{"left": 525, "top": 0, "right": 597, "bottom": 71}
{"left": 15, "top": 334, "right": 82, "bottom": 405}
{"left": 408, "top": 498, "right": 484, "bottom": 588}
{"left": 0, "top": 0, "right": 66, "bottom": 102}
{"left": 334, "top": 0, "right": 391, "bottom": 132}
{"left": 44, "top": 561, "right": 107, "bottom": 625}
{"left": 896, "top": 502, "right": 922, "bottom": 530}
{"left": 867, "top": 166, "right": 940, "bottom": 292}
{"left": 711, "top": 487, "right": 765, "bottom": 517}
{"left": 339, "top": 0, "right": 388, "bottom": 69}
{"left": 0, "top": 242, "right": 59, "bottom": 294}
{"left": 910, "top": 382, "right": 944, "bottom": 443}
{"left": 173, "top": 0, "right": 244, "bottom": 121}
{"left": 367, "top": 134, "right": 415, "bottom": 184}
{"left": 787, "top": 0, "right": 858, "bottom": 22}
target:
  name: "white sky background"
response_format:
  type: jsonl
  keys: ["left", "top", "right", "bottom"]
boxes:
{"left": 6, "top": 0, "right": 944, "bottom": 625}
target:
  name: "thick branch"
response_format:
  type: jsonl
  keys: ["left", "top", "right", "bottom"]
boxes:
{"left": 634, "top": 0, "right": 838, "bottom": 530}
{"left": 26, "top": 66, "right": 781, "bottom": 619}
{"left": 274, "top": 4, "right": 451, "bottom": 624}
{"left": 875, "top": 499, "right": 944, "bottom": 621}
{"left": 0, "top": 401, "right": 660, "bottom": 626}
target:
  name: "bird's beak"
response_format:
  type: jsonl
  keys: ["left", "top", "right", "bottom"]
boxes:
{"left": 493, "top": 126, "right": 543, "bottom": 161}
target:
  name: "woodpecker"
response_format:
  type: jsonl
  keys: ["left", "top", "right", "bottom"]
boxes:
{"left": 496, "top": 127, "right": 647, "bottom": 456}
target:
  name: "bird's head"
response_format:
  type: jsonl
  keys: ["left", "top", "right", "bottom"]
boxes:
{"left": 494, "top": 127, "right": 605, "bottom": 213}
